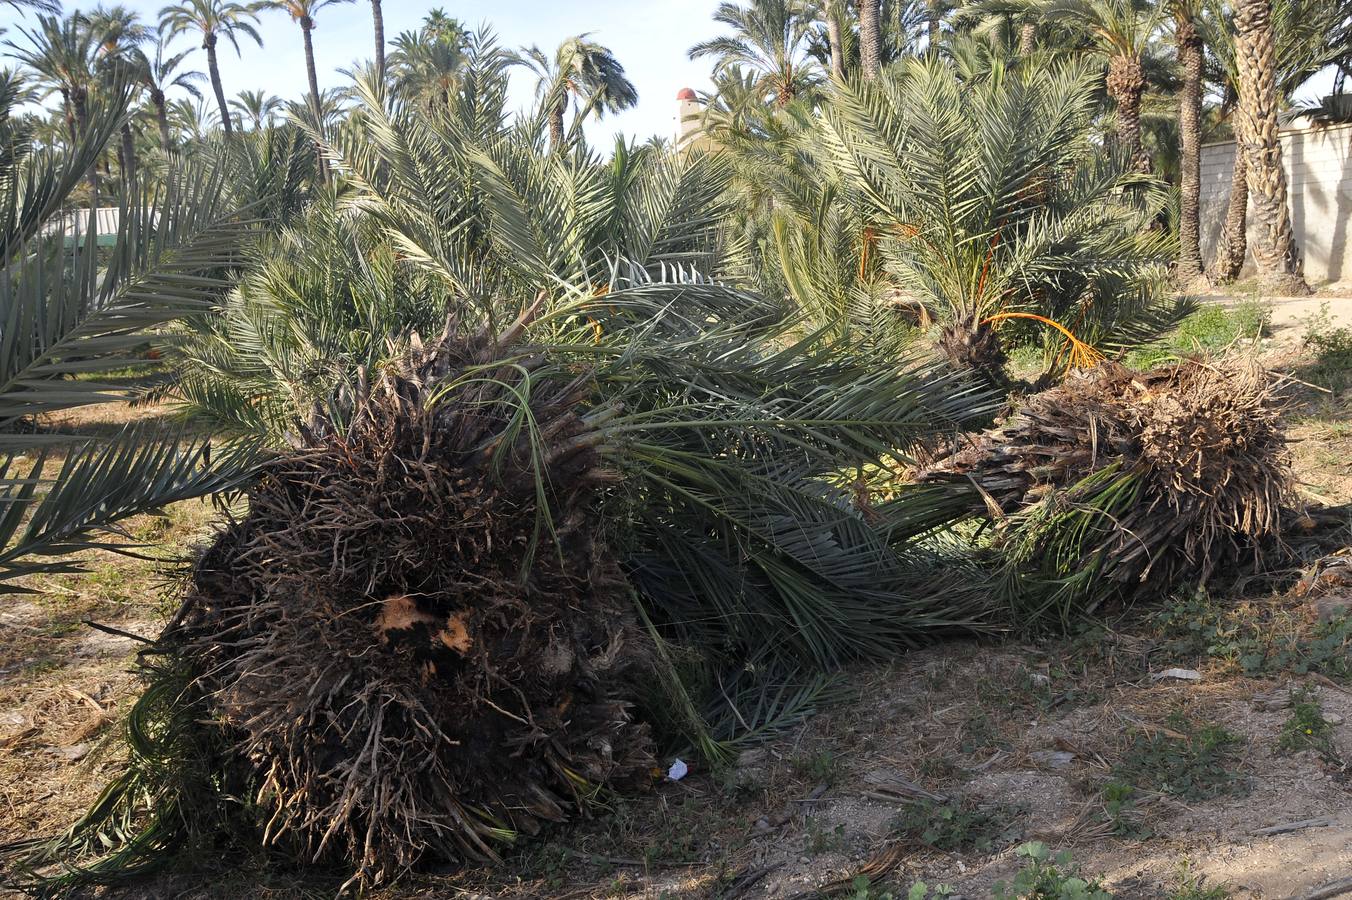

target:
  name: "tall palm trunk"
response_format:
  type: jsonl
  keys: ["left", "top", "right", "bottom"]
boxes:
{"left": 60, "top": 88, "right": 77, "bottom": 145}
{"left": 825, "top": 0, "right": 845, "bottom": 80}
{"left": 549, "top": 96, "right": 566, "bottom": 149}
{"left": 1233, "top": 0, "right": 1309, "bottom": 295}
{"left": 1106, "top": 53, "right": 1149, "bottom": 173}
{"left": 1019, "top": 20, "right": 1037, "bottom": 54}
{"left": 119, "top": 122, "right": 137, "bottom": 183}
{"left": 71, "top": 88, "right": 100, "bottom": 205}
{"left": 301, "top": 17, "right": 321, "bottom": 111}
{"left": 860, "top": 0, "right": 881, "bottom": 79}
{"left": 301, "top": 17, "right": 329, "bottom": 183}
{"left": 1215, "top": 141, "right": 1249, "bottom": 281}
{"left": 1175, "top": 7, "right": 1204, "bottom": 281}
{"left": 370, "top": 0, "right": 385, "bottom": 77}
{"left": 152, "top": 89, "right": 172, "bottom": 154}
{"left": 204, "top": 34, "right": 233, "bottom": 138}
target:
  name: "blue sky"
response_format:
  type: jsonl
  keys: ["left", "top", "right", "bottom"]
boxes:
{"left": 0, "top": 1, "right": 726, "bottom": 142}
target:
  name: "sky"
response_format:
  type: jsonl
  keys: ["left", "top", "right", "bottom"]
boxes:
{"left": 0, "top": 0, "right": 726, "bottom": 143}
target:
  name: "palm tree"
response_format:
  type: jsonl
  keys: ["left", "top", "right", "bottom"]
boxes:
{"left": 85, "top": 6, "right": 151, "bottom": 182}
{"left": 257, "top": 1, "right": 353, "bottom": 116}
{"left": 1047, "top": 0, "right": 1164, "bottom": 173}
{"left": 1233, "top": 0, "right": 1308, "bottom": 294}
{"left": 811, "top": 55, "right": 1175, "bottom": 381}
{"left": 0, "top": 65, "right": 258, "bottom": 597}
{"left": 230, "top": 87, "right": 282, "bottom": 129}
{"left": 140, "top": 33, "right": 203, "bottom": 153}
{"left": 1171, "top": 0, "right": 1204, "bottom": 282}
{"left": 861, "top": 0, "right": 882, "bottom": 75}
{"left": 957, "top": 0, "right": 1050, "bottom": 54}
{"left": 388, "top": 27, "right": 467, "bottom": 109}
{"left": 5, "top": 14, "right": 101, "bottom": 200}
{"left": 1203, "top": 0, "right": 1350, "bottom": 283}
{"left": 525, "top": 35, "right": 638, "bottom": 149}
{"left": 168, "top": 94, "right": 218, "bottom": 141}
{"left": 369, "top": 0, "right": 384, "bottom": 75}
{"left": 824, "top": 0, "right": 846, "bottom": 79}
{"left": 158, "top": 0, "right": 262, "bottom": 138}
{"left": 690, "top": 0, "right": 822, "bottom": 106}
{"left": 1, "top": 0, "right": 60, "bottom": 16}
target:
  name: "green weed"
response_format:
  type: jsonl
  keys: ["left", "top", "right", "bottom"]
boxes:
{"left": 1114, "top": 710, "right": 1247, "bottom": 801}
{"left": 1100, "top": 780, "right": 1149, "bottom": 838}
{"left": 1277, "top": 687, "right": 1336, "bottom": 758}
{"left": 889, "top": 799, "right": 1023, "bottom": 853}
{"left": 1156, "top": 592, "right": 1352, "bottom": 680}
{"left": 993, "top": 842, "right": 1112, "bottom": 900}
{"left": 1169, "top": 860, "right": 1228, "bottom": 900}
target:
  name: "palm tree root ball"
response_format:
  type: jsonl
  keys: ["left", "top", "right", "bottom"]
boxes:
{"left": 166, "top": 326, "right": 654, "bottom": 886}
{"left": 921, "top": 356, "right": 1294, "bottom": 621}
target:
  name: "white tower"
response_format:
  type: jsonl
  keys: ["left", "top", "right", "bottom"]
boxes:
{"left": 675, "top": 87, "right": 709, "bottom": 152}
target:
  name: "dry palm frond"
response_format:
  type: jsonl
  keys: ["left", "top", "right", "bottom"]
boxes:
{"left": 920, "top": 356, "right": 1293, "bottom": 624}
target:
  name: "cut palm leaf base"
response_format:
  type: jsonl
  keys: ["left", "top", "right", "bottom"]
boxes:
{"left": 919, "top": 356, "right": 1293, "bottom": 627}
{"left": 15, "top": 325, "right": 656, "bottom": 892}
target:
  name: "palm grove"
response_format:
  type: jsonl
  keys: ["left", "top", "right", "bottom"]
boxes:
{"left": 0, "top": 0, "right": 1348, "bottom": 891}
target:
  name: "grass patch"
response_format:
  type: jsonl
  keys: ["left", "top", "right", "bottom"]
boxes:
{"left": 1125, "top": 301, "right": 1269, "bottom": 369}
{"left": 1114, "top": 710, "right": 1247, "bottom": 801}
{"left": 889, "top": 798, "right": 1024, "bottom": 853}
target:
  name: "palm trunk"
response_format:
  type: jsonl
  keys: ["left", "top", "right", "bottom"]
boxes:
{"left": 1215, "top": 141, "right": 1249, "bottom": 282}
{"left": 371, "top": 0, "right": 385, "bottom": 77}
{"left": 205, "top": 34, "right": 233, "bottom": 138}
{"left": 120, "top": 122, "right": 137, "bottom": 184}
{"left": 302, "top": 18, "right": 321, "bottom": 111}
{"left": 860, "top": 0, "right": 881, "bottom": 80}
{"left": 1019, "top": 20, "right": 1036, "bottom": 54}
{"left": 1175, "top": 8, "right": 1204, "bottom": 282}
{"left": 1107, "top": 54, "right": 1149, "bottom": 173}
{"left": 1234, "top": 0, "right": 1310, "bottom": 295}
{"left": 549, "top": 96, "right": 566, "bottom": 149}
{"left": 825, "top": 0, "right": 845, "bottom": 81}
{"left": 71, "top": 88, "right": 100, "bottom": 206}
{"left": 302, "top": 17, "right": 329, "bottom": 183}
{"left": 60, "top": 89, "right": 77, "bottom": 145}
{"left": 928, "top": 0, "right": 943, "bottom": 47}
{"left": 153, "top": 90, "right": 172, "bottom": 153}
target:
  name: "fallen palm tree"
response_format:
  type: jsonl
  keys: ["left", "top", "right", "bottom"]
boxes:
{"left": 9, "top": 284, "right": 999, "bottom": 892}
{"left": 919, "top": 356, "right": 1294, "bottom": 624}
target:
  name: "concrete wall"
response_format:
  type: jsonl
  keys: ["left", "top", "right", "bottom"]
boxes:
{"left": 1200, "top": 122, "right": 1352, "bottom": 285}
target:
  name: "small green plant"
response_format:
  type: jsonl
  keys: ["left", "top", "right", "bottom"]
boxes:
{"left": 889, "top": 799, "right": 1023, "bottom": 852}
{"left": 993, "top": 842, "right": 1112, "bottom": 900}
{"left": 1277, "top": 687, "right": 1336, "bottom": 757}
{"left": 1100, "top": 780, "right": 1150, "bottom": 838}
{"left": 1300, "top": 303, "right": 1352, "bottom": 390}
{"left": 805, "top": 817, "right": 847, "bottom": 855}
{"left": 793, "top": 750, "right": 841, "bottom": 785}
{"left": 1169, "top": 859, "right": 1228, "bottom": 900}
{"left": 901, "top": 881, "right": 956, "bottom": 900}
{"left": 1114, "top": 710, "right": 1247, "bottom": 801}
